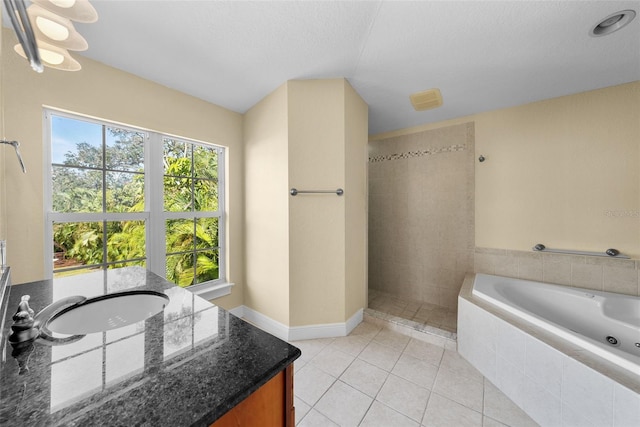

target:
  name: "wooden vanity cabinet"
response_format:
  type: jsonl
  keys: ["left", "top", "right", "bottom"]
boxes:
{"left": 211, "top": 364, "right": 295, "bottom": 427}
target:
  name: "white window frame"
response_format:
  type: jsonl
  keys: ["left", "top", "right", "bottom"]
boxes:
{"left": 43, "top": 109, "right": 232, "bottom": 299}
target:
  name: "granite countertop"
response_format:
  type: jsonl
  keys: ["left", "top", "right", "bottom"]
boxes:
{"left": 0, "top": 267, "right": 300, "bottom": 426}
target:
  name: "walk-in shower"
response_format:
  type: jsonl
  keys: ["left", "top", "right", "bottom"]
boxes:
{"left": 367, "top": 122, "right": 475, "bottom": 333}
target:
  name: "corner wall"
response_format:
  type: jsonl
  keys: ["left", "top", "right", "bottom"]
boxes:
{"left": 243, "top": 83, "right": 291, "bottom": 325}
{"left": 244, "top": 79, "right": 368, "bottom": 331}
{"left": 344, "top": 81, "right": 369, "bottom": 319}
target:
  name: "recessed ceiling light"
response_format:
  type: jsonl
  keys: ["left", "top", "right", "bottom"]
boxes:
{"left": 590, "top": 10, "right": 636, "bottom": 37}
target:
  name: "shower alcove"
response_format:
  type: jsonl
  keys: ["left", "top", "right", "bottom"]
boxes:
{"left": 367, "top": 122, "right": 475, "bottom": 334}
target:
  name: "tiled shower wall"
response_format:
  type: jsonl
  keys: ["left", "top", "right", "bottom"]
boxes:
{"left": 368, "top": 123, "right": 475, "bottom": 309}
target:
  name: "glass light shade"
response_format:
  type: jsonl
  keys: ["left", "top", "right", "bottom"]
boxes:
{"left": 36, "top": 16, "right": 70, "bottom": 41}
{"left": 39, "top": 48, "right": 65, "bottom": 65}
{"left": 50, "top": 0, "right": 77, "bottom": 8}
{"left": 27, "top": 5, "right": 88, "bottom": 51}
{"left": 32, "top": 0, "right": 98, "bottom": 23}
{"left": 14, "top": 42, "right": 81, "bottom": 71}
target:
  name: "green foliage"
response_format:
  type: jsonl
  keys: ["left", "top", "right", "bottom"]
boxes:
{"left": 53, "top": 125, "right": 220, "bottom": 287}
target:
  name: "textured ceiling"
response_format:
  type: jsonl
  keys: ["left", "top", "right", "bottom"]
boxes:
{"left": 27, "top": 1, "right": 640, "bottom": 134}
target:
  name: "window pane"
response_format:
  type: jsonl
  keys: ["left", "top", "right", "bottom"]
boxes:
{"left": 166, "top": 219, "right": 194, "bottom": 254}
{"left": 194, "top": 179, "right": 218, "bottom": 211}
{"left": 53, "top": 221, "right": 104, "bottom": 271}
{"left": 105, "top": 127, "right": 144, "bottom": 172}
{"left": 164, "top": 139, "right": 192, "bottom": 176}
{"left": 164, "top": 177, "right": 192, "bottom": 212}
{"left": 106, "top": 171, "right": 144, "bottom": 213}
{"left": 51, "top": 115, "right": 102, "bottom": 167}
{"left": 48, "top": 112, "right": 225, "bottom": 286}
{"left": 166, "top": 253, "right": 194, "bottom": 288}
{"left": 196, "top": 217, "right": 218, "bottom": 250}
{"left": 52, "top": 167, "right": 102, "bottom": 213}
{"left": 106, "top": 220, "right": 146, "bottom": 263}
{"left": 195, "top": 250, "right": 219, "bottom": 284}
{"left": 193, "top": 145, "right": 218, "bottom": 179}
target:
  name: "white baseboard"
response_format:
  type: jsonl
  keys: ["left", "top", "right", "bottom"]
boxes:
{"left": 227, "top": 306, "right": 363, "bottom": 342}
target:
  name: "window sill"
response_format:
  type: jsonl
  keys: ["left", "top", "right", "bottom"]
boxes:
{"left": 189, "top": 281, "right": 235, "bottom": 301}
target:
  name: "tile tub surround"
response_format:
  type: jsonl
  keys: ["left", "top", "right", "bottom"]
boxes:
{"left": 474, "top": 247, "right": 640, "bottom": 296}
{"left": 0, "top": 267, "right": 300, "bottom": 426}
{"left": 368, "top": 122, "right": 475, "bottom": 311}
{"left": 458, "top": 274, "right": 640, "bottom": 427}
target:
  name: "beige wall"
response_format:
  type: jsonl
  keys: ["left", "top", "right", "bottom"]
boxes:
{"left": 0, "top": 20, "right": 5, "bottom": 244}
{"left": 243, "top": 83, "right": 290, "bottom": 325}
{"left": 288, "top": 79, "right": 368, "bottom": 326}
{"left": 1, "top": 29, "right": 245, "bottom": 309}
{"left": 244, "top": 79, "right": 368, "bottom": 327}
{"left": 288, "top": 80, "right": 346, "bottom": 326}
{"left": 344, "top": 81, "right": 369, "bottom": 319}
{"left": 372, "top": 81, "right": 640, "bottom": 261}
{"left": 475, "top": 82, "right": 639, "bottom": 259}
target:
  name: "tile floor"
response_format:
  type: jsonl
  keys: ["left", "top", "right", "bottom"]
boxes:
{"left": 291, "top": 321, "right": 538, "bottom": 427}
{"left": 368, "top": 289, "right": 458, "bottom": 333}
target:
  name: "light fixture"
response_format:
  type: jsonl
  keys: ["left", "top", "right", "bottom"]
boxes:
{"left": 14, "top": 40, "right": 81, "bottom": 71}
{"left": 3, "top": 0, "right": 97, "bottom": 72}
{"left": 590, "top": 10, "right": 636, "bottom": 37}
{"left": 32, "top": 0, "right": 98, "bottom": 23}
{"left": 410, "top": 88, "right": 443, "bottom": 111}
{"left": 3, "top": 0, "right": 42, "bottom": 72}
{"left": 27, "top": 4, "right": 88, "bottom": 51}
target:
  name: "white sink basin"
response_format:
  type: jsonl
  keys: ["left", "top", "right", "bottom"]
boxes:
{"left": 46, "top": 291, "right": 169, "bottom": 335}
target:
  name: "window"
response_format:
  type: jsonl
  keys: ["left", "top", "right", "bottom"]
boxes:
{"left": 45, "top": 110, "right": 227, "bottom": 294}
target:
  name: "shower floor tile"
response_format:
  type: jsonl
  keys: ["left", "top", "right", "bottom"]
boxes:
{"left": 368, "top": 290, "right": 458, "bottom": 333}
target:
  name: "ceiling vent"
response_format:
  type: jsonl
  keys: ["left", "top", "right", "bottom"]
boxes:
{"left": 410, "top": 88, "right": 443, "bottom": 111}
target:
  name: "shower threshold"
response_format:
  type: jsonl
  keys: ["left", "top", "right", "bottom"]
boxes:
{"left": 365, "top": 289, "right": 458, "bottom": 347}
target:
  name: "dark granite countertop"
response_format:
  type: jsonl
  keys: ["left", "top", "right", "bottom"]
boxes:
{"left": 0, "top": 267, "right": 300, "bottom": 426}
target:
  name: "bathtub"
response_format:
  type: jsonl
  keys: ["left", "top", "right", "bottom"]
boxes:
{"left": 472, "top": 273, "right": 640, "bottom": 376}
{"left": 458, "top": 273, "right": 640, "bottom": 427}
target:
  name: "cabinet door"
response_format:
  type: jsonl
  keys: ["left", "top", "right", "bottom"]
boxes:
{"left": 212, "top": 364, "right": 294, "bottom": 427}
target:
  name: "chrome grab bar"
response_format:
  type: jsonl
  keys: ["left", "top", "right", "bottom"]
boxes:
{"left": 532, "top": 244, "right": 629, "bottom": 259}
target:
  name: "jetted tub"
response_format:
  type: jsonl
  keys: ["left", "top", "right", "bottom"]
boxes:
{"left": 472, "top": 273, "right": 640, "bottom": 376}
{"left": 458, "top": 273, "right": 640, "bottom": 426}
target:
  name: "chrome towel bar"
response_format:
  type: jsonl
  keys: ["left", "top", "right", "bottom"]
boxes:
{"left": 290, "top": 188, "right": 344, "bottom": 196}
{"left": 532, "top": 244, "right": 629, "bottom": 259}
